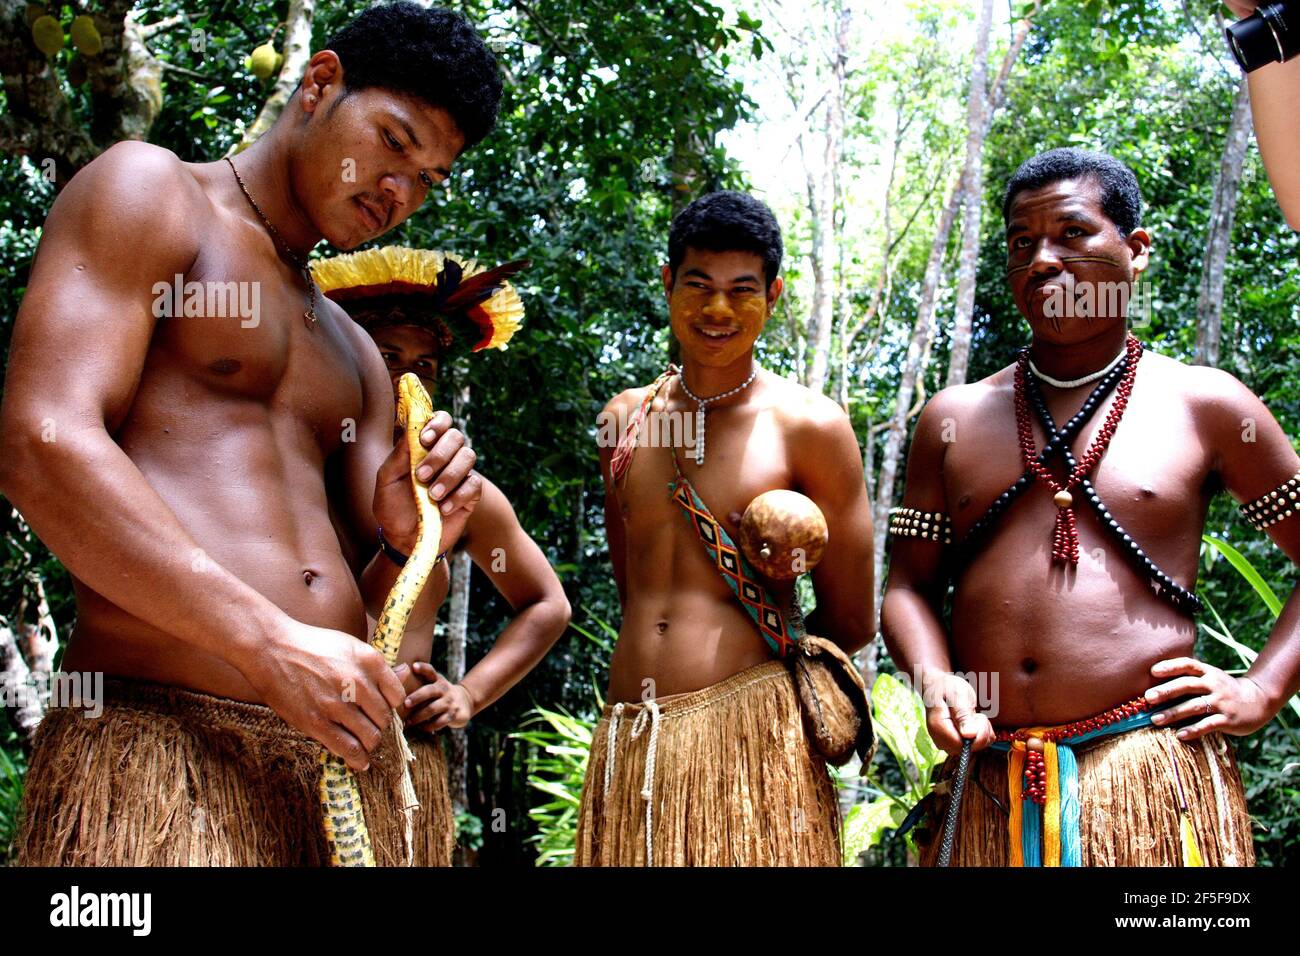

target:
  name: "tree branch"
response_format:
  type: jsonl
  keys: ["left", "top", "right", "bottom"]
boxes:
{"left": 139, "top": 12, "right": 194, "bottom": 40}
{"left": 228, "top": 0, "right": 316, "bottom": 154}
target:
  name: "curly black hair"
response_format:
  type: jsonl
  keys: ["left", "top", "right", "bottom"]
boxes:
{"left": 325, "top": 2, "right": 503, "bottom": 150}
{"left": 668, "top": 191, "right": 784, "bottom": 286}
{"left": 1002, "top": 147, "right": 1144, "bottom": 236}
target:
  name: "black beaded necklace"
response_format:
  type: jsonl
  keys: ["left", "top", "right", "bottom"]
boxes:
{"left": 1022, "top": 365, "right": 1202, "bottom": 614}
{"left": 950, "top": 340, "right": 1202, "bottom": 616}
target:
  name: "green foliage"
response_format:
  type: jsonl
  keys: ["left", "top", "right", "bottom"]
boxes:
{"left": 511, "top": 702, "right": 596, "bottom": 866}
{"left": 455, "top": 809, "right": 485, "bottom": 852}
{"left": 1198, "top": 533, "right": 1300, "bottom": 865}
{"left": 0, "top": 730, "right": 25, "bottom": 864}
{"left": 1203, "top": 534, "right": 1284, "bottom": 619}
{"left": 841, "top": 672, "right": 946, "bottom": 865}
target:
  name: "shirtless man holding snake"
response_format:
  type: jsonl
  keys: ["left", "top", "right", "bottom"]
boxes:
{"left": 0, "top": 3, "right": 549, "bottom": 866}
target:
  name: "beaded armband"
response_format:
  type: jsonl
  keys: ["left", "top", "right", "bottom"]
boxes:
{"left": 888, "top": 507, "right": 953, "bottom": 545}
{"left": 1239, "top": 469, "right": 1300, "bottom": 531}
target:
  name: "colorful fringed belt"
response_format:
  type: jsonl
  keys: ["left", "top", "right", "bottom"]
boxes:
{"left": 991, "top": 696, "right": 1204, "bottom": 867}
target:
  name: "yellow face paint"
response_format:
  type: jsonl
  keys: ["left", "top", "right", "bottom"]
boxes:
{"left": 668, "top": 282, "right": 770, "bottom": 367}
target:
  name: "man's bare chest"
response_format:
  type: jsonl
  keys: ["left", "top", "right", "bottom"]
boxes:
{"left": 140, "top": 236, "right": 363, "bottom": 447}
{"left": 617, "top": 407, "right": 795, "bottom": 541}
{"left": 943, "top": 390, "right": 1214, "bottom": 541}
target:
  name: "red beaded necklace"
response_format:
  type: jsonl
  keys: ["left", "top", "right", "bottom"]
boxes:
{"left": 1013, "top": 334, "right": 1142, "bottom": 564}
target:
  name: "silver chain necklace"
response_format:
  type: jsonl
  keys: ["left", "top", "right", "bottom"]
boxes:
{"left": 676, "top": 363, "right": 759, "bottom": 465}
{"left": 224, "top": 156, "right": 319, "bottom": 331}
{"left": 1027, "top": 342, "right": 1125, "bottom": 388}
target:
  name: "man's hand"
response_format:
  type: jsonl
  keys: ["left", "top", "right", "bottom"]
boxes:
{"left": 1224, "top": 1, "right": 1259, "bottom": 18}
{"left": 373, "top": 410, "right": 483, "bottom": 556}
{"left": 395, "top": 661, "right": 474, "bottom": 732}
{"left": 240, "top": 618, "right": 408, "bottom": 772}
{"left": 1145, "top": 656, "right": 1275, "bottom": 741}
{"left": 922, "top": 671, "right": 996, "bottom": 755}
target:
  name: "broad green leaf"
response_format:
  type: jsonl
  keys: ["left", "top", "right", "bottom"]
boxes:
{"left": 840, "top": 796, "right": 904, "bottom": 865}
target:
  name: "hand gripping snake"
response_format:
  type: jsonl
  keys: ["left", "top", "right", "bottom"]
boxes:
{"left": 318, "top": 373, "right": 443, "bottom": 866}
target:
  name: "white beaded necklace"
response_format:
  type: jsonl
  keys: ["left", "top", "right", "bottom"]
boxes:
{"left": 677, "top": 364, "right": 759, "bottom": 465}
{"left": 1028, "top": 343, "right": 1126, "bottom": 389}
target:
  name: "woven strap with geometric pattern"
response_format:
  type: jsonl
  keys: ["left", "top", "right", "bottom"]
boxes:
{"left": 668, "top": 462, "right": 803, "bottom": 658}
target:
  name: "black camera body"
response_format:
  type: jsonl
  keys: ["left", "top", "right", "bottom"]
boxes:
{"left": 1226, "top": 1, "right": 1298, "bottom": 73}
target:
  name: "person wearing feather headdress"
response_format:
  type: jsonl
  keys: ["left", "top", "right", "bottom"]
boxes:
{"left": 314, "top": 245, "right": 571, "bottom": 865}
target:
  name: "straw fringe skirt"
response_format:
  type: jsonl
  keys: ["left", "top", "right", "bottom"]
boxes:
{"left": 917, "top": 726, "right": 1255, "bottom": 866}
{"left": 15, "top": 677, "right": 453, "bottom": 867}
{"left": 575, "top": 660, "right": 841, "bottom": 867}
{"left": 407, "top": 734, "right": 454, "bottom": 867}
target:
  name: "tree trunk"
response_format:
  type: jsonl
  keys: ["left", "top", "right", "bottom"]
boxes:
{"left": 946, "top": 0, "right": 1041, "bottom": 386}
{"left": 670, "top": 111, "right": 711, "bottom": 215}
{"left": 1195, "top": 79, "right": 1253, "bottom": 368}
{"left": 944, "top": 0, "right": 995, "bottom": 388}
{"left": 230, "top": 0, "right": 318, "bottom": 154}
{"left": 446, "top": 550, "right": 472, "bottom": 802}
{"left": 870, "top": 178, "right": 963, "bottom": 630}
{"left": 0, "top": 570, "right": 60, "bottom": 743}
{"left": 0, "top": 623, "right": 43, "bottom": 741}
{"left": 1, "top": 1, "right": 309, "bottom": 185}
{"left": 803, "top": 2, "right": 849, "bottom": 395}
{"left": 446, "top": 384, "right": 472, "bottom": 863}
{"left": 0, "top": 0, "right": 118, "bottom": 184}
{"left": 667, "top": 37, "right": 714, "bottom": 370}
{"left": 865, "top": 0, "right": 1041, "bottom": 675}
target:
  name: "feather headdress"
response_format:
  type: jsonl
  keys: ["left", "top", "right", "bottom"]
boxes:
{"left": 312, "top": 246, "right": 529, "bottom": 355}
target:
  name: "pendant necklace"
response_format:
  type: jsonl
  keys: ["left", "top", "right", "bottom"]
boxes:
{"left": 677, "top": 364, "right": 759, "bottom": 465}
{"left": 224, "top": 156, "right": 318, "bottom": 331}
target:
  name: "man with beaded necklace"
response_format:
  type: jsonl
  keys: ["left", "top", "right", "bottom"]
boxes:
{"left": 575, "top": 191, "right": 875, "bottom": 866}
{"left": 883, "top": 148, "right": 1300, "bottom": 866}
{"left": 2, "top": 3, "right": 499, "bottom": 865}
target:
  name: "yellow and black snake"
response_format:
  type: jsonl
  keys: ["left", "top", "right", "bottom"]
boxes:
{"left": 319, "top": 373, "right": 442, "bottom": 866}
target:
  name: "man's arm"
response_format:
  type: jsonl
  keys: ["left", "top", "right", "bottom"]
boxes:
{"left": 0, "top": 142, "right": 402, "bottom": 771}
{"left": 335, "top": 316, "right": 468, "bottom": 642}
{"left": 880, "top": 389, "right": 994, "bottom": 754}
{"left": 791, "top": 397, "right": 874, "bottom": 655}
{"left": 1226, "top": 2, "right": 1300, "bottom": 229}
{"left": 401, "top": 479, "right": 571, "bottom": 730}
{"left": 1145, "top": 368, "right": 1300, "bottom": 740}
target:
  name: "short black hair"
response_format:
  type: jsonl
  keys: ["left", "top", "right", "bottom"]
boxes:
{"left": 668, "top": 191, "right": 784, "bottom": 286}
{"left": 326, "top": 2, "right": 502, "bottom": 151}
{"left": 1002, "top": 147, "right": 1143, "bottom": 236}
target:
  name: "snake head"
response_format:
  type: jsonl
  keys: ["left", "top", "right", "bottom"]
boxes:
{"left": 396, "top": 372, "right": 434, "bottom": 430}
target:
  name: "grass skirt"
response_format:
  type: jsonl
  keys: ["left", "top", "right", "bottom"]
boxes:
{"left": 407, "top": 733, "right": 454, "bottom": 867}
{"left": 917, "top": 725, "right": 1254, "bottom": 866}
{"left": 575, "top": 660, "right": 841, "bottom": 866}
{"left": 16, "top": 677, "right": 452, "bottom": 866}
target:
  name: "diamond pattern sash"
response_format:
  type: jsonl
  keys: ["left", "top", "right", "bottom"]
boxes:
{"left": 611, "top": 367, "right": 803, "bottom": 659}
{"left": 668, "top": 458, "right": 802, "bottom": 658}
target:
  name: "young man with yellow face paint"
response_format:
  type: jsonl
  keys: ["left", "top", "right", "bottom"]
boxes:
{"left": 576, "top": 191, "right": 875, "bottom": 866}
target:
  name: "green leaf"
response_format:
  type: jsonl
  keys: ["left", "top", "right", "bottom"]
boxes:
{"left": 1200, "top": 596, "right": 1300, "bottom": 721}
{"left": 1202, "top": 535, "right": 1283, "bottom": 617}
{"left": 840, "top": 796, "right": 902, "bottom": 864}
